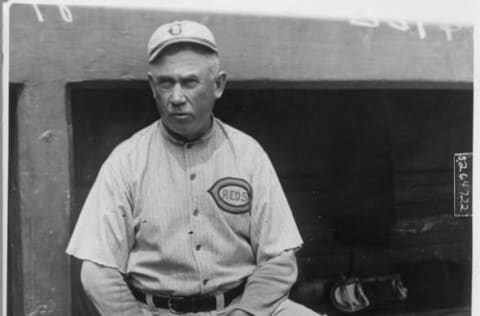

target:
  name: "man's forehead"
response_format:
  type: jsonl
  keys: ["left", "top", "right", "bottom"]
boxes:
{"left": 149, "top": 53, "right": 214, "bottom": 77}
{"left": 153, "top": 49, "right": 211, "bottom": 65}
{"left": 149, "top": 67, "right": 203, "bottom": 78}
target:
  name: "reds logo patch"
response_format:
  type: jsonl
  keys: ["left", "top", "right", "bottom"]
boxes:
{"left": 208, "top": 177, "right": 252, "bottom": 214}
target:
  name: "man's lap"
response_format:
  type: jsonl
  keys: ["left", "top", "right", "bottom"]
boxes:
{"left": 139, "top": 299, "right": 324, "bottom": 316}
{"left": 273, "top": 299, "right": 325, "bottom": 316}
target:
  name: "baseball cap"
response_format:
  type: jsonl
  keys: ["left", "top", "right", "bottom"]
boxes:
{"left": 147, "top": 20, "right": 218, "bottom": 63}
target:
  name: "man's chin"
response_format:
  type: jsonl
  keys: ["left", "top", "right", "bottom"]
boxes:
{"left": 164, "top": 122, "right": 197, "bottom": 140}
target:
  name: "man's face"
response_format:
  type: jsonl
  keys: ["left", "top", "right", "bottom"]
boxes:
{"left": 148, "top": 47, "right": 226, "bottom": 141}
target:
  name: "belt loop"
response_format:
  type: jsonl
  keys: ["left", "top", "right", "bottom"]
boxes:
{"left": 215, "top": 293, "right": 225, "bottom": 311}
{"left": 145, "top": 294, "right": 155, "bottom": 307}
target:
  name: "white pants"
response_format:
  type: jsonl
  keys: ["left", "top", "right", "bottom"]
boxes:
{"left": 140, "top": 299, "right": 323, "bottom": 316}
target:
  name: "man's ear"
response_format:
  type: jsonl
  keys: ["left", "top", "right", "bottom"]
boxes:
{"left": 213, "top": 71, "right": 228, "bottom": 99}
{"left": 147, "top": 72, "right": 158, "bottom": 99}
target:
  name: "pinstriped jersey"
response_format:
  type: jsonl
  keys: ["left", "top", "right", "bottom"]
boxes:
{"left": 66, "top": 118, "right": 303, "bottom": 296}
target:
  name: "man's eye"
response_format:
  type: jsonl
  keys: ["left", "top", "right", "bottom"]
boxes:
{"left": 183, "top": 79, "right": 198, "bottom": 88}
{"left": 156, "top": 80, "right": 174, "bottom": 89}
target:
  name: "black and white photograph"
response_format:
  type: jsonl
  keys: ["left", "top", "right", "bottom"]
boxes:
{"left": 2, "top": 1, "right": 477, "bottom": 315}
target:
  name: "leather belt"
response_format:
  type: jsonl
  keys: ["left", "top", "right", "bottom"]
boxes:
{"left": 126, "top": 280, "right": 245, "bottom": 314}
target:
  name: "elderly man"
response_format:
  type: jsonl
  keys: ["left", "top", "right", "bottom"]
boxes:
{"left": 67, "top": 20, "right": 322, "bottom": 316}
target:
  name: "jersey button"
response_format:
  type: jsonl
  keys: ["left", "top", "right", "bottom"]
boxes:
{"left": 186, "top": 143, "right": 193, "bottom": 149}
{"left": 203, "top": 279, "right": 209, "bottom": 285}
{"left": 196, "top": 245, "right": 202, "bottom": 251}
{"left": 190, "top": 173, "right": 196, "bottom": 181}
{"left": 193, "top": 209, "right": 199, "bottom": 216}
{"left": 188, "top": 230, "right": 194, "bottom": 235}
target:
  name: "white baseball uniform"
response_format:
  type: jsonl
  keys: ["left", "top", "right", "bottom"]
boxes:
{"left": 67, "top": 117, "right": 305, "bottom": 315}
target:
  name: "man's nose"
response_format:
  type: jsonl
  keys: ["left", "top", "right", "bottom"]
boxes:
{"left": 170, "top": 84, "right": 186, "bottom": 106}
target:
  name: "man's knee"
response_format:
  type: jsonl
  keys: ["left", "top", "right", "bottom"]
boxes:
{"left": 273, "top": 299, "right": 326, "bottom": 316}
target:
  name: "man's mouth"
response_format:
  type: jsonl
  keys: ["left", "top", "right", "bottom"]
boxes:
{"left": 171, "top": 113, "right": 191, "bottom": 119}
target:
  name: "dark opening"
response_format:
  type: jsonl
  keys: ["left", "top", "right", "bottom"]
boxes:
{"left": 69, "top": 82, "right": 472, "bottom": 315}
{"left": 8, "top": 84, "right": 24, "bottom": 316}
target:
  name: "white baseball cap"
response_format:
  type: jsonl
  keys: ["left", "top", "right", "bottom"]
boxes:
{"left": 147, "top": 20, "right": 218, "bottom": 63}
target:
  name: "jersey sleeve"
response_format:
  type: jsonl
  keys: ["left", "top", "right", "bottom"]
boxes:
{"left": 66, "top": 146, "right": 135, "bottom": 273}
{"left": 249, "top": 147, "right": 303, "bottom": 264}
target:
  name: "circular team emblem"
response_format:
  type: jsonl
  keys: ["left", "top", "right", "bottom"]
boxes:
{"left": 169, "top": 23, "right": 182, "bottom": 36}
{"left": 208, "top": 177, "right": 252, "bottom": 214}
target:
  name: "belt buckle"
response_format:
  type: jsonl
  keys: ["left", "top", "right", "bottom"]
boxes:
{"left": 167, "top": 297, "right": 186, "bottom": 314}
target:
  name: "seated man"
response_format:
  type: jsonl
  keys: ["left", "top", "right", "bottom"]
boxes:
{"left": 67, "top": 20, "right": 323, "bottom": 316}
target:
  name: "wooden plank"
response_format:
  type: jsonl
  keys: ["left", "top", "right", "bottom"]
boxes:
{"left": 16, "top": 83, "right": 71, "bottom": 315}
{"left": 393, "top": 172, "right": 466, "bottom": 218}
{"left": 373, "top": 243, "right": 470, "bottom": 265}
{"left": 10, "top": 4, "right": 472, "bottom": 83}
{"left": 395, "top": 179, "right": 452, "bottom": 203}
{"left": 394, "top": 182, "right": 453, "bottom": 218}
{"left": 391, "top": 215, "right": 472, "bottom": 247}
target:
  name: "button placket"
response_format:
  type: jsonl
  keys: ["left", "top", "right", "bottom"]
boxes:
{"left": 184, "top": 144, "right": 206, "bottom": 288}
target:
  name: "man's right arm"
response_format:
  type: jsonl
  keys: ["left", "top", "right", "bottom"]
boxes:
{"left": 81, "top": 260, "right": 143, "bottom": 316}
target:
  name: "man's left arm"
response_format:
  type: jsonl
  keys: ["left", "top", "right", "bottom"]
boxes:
{"left": 229, "top": 249, "right": 298, "bottom": 316}
{"left": 229, "top": 147, "right": 304, "bottom": 316}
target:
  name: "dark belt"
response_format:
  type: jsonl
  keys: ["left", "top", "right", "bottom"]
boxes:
{"left": 126, "top": 280, "right": 245, "bottom": 314}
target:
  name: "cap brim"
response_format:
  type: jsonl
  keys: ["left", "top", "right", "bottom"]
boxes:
{"left": 148, "top": 38, "right": 218, "bottom": 63}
